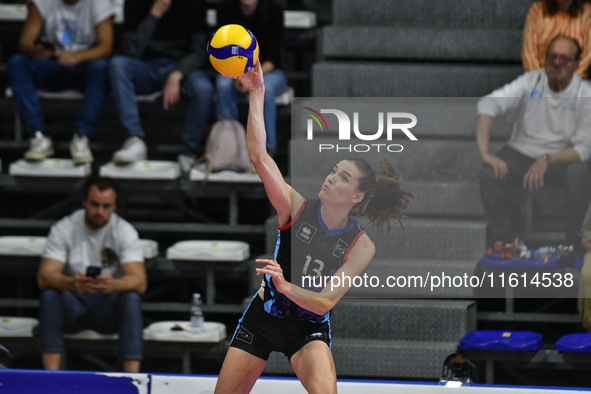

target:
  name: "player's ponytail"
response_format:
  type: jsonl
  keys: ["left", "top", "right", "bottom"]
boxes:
{"left": 348, "top": 158, "right": 416, "bottom": 235}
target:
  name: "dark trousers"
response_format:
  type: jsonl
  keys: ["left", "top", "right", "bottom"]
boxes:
{"left": 6, "top": 54, "right": 109, "bottom": 137}
{"left": 39, "top": 289, "right": 143, "bottom": 361}
{"left": 480, "top": 145, "right": 591, "bottom": 246}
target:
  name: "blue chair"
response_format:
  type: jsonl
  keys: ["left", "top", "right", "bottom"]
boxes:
{"left": 460, "top": 330, "right": 543, "bottom": 351}
{"left": 555, "top": 333, "right": 591, "bottom": 353}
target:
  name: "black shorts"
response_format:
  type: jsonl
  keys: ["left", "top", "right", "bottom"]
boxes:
{"left": 230, "top": 294, "right": 331, "bottom": 361}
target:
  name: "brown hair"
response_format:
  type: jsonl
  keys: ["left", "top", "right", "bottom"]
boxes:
{"left": 347, "top": 158, "right": 416, "bottom": 235}
{"left": 542, "top": 0, "right": 584, "bottom": 17}
{"left": 83, "top": 175, "right": 119, "bottom": 200}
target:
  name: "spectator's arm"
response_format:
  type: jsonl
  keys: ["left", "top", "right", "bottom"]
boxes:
{"left": 522, "top": 3, "right": 541, "bottom": 72}
{"left": 72, "top": 17, "right": 114, "bottom": 62}
{"left": 118, "top": 0, "right": 162, "bottom": 59}
{"left": 543, "top": 148, "right": 582, "bottom": 165}
{"left": 261, "top": 61, "right": 275, "bottom": 74}
{"left": 38, "top": 258, "right": 92, "bottom": 293}
{"left": 477, "top": 72, "right": 533, "bottom": 118}
{"left": 114, "top": 262, "right": 147, "bottom": 294}
{"left": 18, "top": 3, "right": 45, "bottom": 58}
{"left": 176, "top": 0, "right": 207, "bottom": 77}
{"left": 476, "top": 114, "right": 494, "bottom": 159}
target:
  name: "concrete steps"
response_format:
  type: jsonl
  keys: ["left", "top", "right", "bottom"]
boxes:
{"left": 312, "top": 62, "right": 524, "bottom": 97}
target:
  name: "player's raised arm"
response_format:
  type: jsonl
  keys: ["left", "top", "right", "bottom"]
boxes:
{"left": 236, "top": 60, "right": 304, "bottom": 224}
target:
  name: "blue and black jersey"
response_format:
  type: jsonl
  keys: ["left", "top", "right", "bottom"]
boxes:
{"left": 262, "top": 198, "right": 366, "bottom": 323}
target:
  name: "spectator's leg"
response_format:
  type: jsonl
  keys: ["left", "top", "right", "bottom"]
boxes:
{"left": 479, "top": 146, "right": 532, "bottom": 246}
{"left": 73, "top": 58, "right": 109, "bottom": 137}
{"left": 180, "top": 70, "right": 214, "bottom": 156}
{"left": 6, "top": 55, "right": 47, "bottom": 135}
{"left": 262, "top": 69, "right": 287, "bottom": 150}
{"left": 109, "top": 56, "right": 173, "bottom": 138}
{"left": 90, "top": 292, "right": 143, "bottom": 372}
{"left": 215, "top": 74, "right": 239, "bottom": 121}
{"left": 39, "top": 289, "right": 89, "bottom": 370}
{"left": 116, "top": 292, "right": 143, "bottom": 372}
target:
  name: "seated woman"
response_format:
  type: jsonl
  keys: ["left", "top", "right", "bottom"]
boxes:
{"left": 522, "top": 0, "right": 591, "bottom": 78}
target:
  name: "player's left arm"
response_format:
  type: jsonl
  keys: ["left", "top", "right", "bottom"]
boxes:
{"left": 257, "top": 234, "right": 375, "bottom": 315}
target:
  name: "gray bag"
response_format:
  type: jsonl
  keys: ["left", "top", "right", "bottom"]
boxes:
{"left": 204, "top": 119, "right": 252, "bottom": 174}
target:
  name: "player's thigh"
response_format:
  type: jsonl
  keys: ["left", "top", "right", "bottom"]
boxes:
{"left": 214, "top": 347, "right": 267, "bottom": 394}
{"left": 290, "top": 340, "right": 337, "bottom": 394}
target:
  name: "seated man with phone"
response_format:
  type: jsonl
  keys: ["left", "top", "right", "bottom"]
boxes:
{"left": 37, "top": 176, "right": 147, "bottom": 373}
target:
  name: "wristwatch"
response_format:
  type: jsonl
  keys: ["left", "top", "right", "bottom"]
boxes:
{"left": 540, "top": 153, "right": 552, "bottom": 165}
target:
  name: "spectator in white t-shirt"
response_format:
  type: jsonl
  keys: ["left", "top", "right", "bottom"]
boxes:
{"left": 477, "top": 35, "right": 591, "bottom": 250}
{"left": 37, "top": 176, "right": 147, "bottom": 373}
{"left": 6, "top": 0, "right": 114, "bottom": 165}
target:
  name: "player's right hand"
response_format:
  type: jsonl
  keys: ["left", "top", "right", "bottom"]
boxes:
{"left": 481, "top": 152, "right": 508, "bottom": 179}
{"left": 234, "top": 59, "right": 264, "bottom": 92}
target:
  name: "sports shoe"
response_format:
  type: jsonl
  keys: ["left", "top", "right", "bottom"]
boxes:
{"left": 112, "top": 136, "right": 147, "bottom": 164}
{"left": 70, "top": 134, "right": 93, "bottom": 165}
{"left": 24, "top": 131, "right": 54, "bottom": 161}
{"left": 178, "top": 153, "right": 197, "bottom": 175}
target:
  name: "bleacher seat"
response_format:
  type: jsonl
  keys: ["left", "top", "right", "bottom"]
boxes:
{"left": 556, "top": 333, "right": 591, "bottom": 353}
{"left": 8, "top": 159, "right": 92, "bottom": 178}
{"left": 460, "top": 330, "right": 543, "bottom": 351}
{"left": 0, "top": 236, "right": 46, "bottom": 257}
{"left": 143, "top": 321, "right": 226, "bottom": 342}
{"left": 0, "top": 317, "right": 38, "bottom": 338}
{"left": 166, "top": 240, "right": 251, "bottom": 305}
{"left": 99, "top": 160, "right": 181, "bottom": 180}
{"left": 166, "top": 240, "right": 249, "bottom": 262}
{"left": 0, "top": 235, "right": 158, "bottom": 260}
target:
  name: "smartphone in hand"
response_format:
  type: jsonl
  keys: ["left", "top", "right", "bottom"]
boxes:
{"left": 85, "top": 266, "right": 101, "bottom": 278}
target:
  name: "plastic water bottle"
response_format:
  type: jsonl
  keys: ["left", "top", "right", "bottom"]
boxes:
{"left": 190, "top": 293, "right": 204, "bottom": 333}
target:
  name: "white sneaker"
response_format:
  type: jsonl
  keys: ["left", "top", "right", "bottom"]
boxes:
{"left": 112, "top": 136, "right": 147, "bottom": 164}
{"left": 70, "top": 134, "right": 94, "bottom": 165}
{"left": 24, "top": 131, "right": 54, "bottom": 161}
{"left": 177, "top": 153, "right": 197, "bottom": 174}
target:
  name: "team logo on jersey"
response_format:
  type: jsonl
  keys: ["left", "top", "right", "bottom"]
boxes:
{"left": 296, "top": 222, "right": 317, "bottom": 244}
{"left": 235, "top": 326, "right": 254, "bottom": 344}
{"left": 332, "top": 239, "right": 349, "bottom": 259}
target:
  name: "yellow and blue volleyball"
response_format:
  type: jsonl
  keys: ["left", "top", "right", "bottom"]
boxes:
{"left": 208, "top": 24, "right": 259, "bottom": 77}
